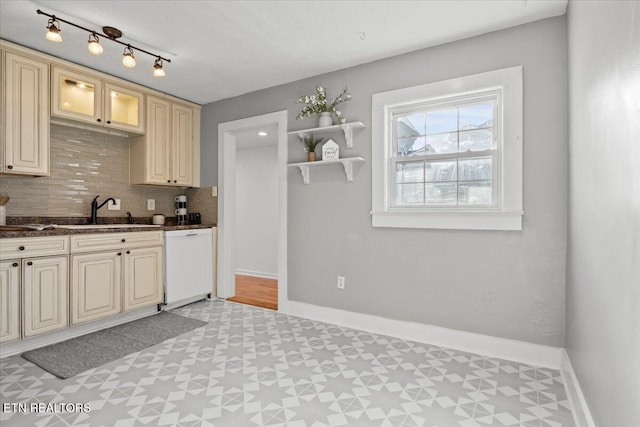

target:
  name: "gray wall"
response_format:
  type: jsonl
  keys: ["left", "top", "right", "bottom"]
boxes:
{"left": 235, "top": 144, "right": 279, "bottom": 276}
{"left": 202, "top": 17, "right": 568, "bottom": 346}
{"left": 566, "top": 1, "right": 640, "bottom": 425}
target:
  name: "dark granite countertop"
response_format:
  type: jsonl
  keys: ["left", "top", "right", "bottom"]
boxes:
{"left": 0, "top": 217, "right": 216, "bottom": 238}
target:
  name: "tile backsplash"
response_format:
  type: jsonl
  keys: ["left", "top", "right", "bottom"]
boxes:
{"left": 0, "top": 124, "right": 217, "bottom": 223}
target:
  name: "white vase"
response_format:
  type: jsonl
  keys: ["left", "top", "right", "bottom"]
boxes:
{"left": 318, "top": 112, "right": 333, "bottom": 127}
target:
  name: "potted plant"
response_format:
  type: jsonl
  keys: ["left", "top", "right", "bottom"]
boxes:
{"left": 301, "top": 134, "right": 324, "bottom": 162}
{"left": 295, "top": 86, "right": 352, "bottom": 127}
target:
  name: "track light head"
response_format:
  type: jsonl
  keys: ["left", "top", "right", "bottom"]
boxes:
{"left": 153, "top": 58, "right": 166, "bottom": 77}
{"left": 122, "top": 45, "right": 136, "bottom": 68}
{"left": 87, "top": 33, "right": 103, "bottom": 56}
{"left": 45, "top": 17, "right": 62, "bottom": 42}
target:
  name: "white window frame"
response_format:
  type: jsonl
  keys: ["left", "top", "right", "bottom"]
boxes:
{"left": 371, "top": 66, "right": 523, "bottom": 231}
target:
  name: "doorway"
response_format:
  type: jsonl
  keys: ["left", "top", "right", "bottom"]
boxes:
{"left": 228, "top": 125, "right": 278, "bottom": 310}
{"left": 217, "top": 111, "right": 288, "bottom": 311}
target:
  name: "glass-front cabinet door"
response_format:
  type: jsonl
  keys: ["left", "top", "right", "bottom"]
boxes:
{"left": 51, "top": 66, "right": 102, "bottom": 124}
{"left": 104, "top": 83, "right": 145, "bottom": 134}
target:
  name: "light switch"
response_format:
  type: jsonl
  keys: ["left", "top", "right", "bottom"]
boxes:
{"left": 147, "top": 199, "right": 156, "bottom": 210}
{"left": 212, "top": 186, "right": 218, "bottom": 197}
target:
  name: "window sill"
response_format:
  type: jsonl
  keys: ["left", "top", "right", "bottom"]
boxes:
{"left": 370, "top": 210, "right": 523, "bottom": 231}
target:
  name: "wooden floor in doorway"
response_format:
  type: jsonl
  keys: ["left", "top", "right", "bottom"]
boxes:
{"left": 228, "top": 274, "right": 278, "bottom": 310}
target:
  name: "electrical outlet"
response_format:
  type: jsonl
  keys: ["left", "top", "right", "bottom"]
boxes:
{"left": 211, "top": 186, "right": 218, "bottom": 197}
{"left": 337, "top": 276, "right": 345, "bottom": 289}
{"left": 107, "top": 199, "right": 121, "bottom": 211}
{"left": 147, "top": 199, "right": 156, "bottom": 210}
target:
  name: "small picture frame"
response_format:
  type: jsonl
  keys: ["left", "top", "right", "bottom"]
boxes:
{"left": 322, "top": 139, "right": 339, "bottom": 161}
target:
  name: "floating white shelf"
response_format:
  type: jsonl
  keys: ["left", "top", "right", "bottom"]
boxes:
{"left": 288, "top": 121, "right": 365, "bottom": 149}
{"left": 288, "top": 157, "right": 365, "bottom": 184}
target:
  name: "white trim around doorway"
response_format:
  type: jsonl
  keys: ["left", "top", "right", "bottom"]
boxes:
{"left": 217, "top": 110, "right": 288, "bottom": 311}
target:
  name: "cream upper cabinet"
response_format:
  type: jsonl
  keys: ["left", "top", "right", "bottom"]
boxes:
{"left": 0, "top": 260, "right": 21, "bottom": 343}
{"left": 104, "top": 83, "right": 144, "bottom": 133}
{"left": 2, "top": 51, "right": 50, "bottom": 176}
{"left": 130, "top": 96, "right": 200, "bottom": 187}
{"left": 51, "top": 66, "right": 102, "bottom": 124}
{"left": 71, "top": 251, "right": 122, "bottom": 325}
{"left": 22, "top": 256, "right": 68, "bottom": 338}
{"left": 172, "top": 103, "right": 194, "bottom": 186}
{"left": 123, "top": 246, "right": 163, "bottom": 312}
{"left": 140, "top": 96, "right": 171, "bottom": 184}
{"left": 52, "top": 66, "right": 144, "bottom": 134}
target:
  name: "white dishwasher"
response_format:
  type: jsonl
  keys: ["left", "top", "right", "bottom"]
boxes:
{"left": 164, "top": 228, "right": 213, "bottom": 309}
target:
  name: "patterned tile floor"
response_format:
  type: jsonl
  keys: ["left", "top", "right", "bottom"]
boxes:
{"left": 0, "top": 300, "right": 575, "bottom": 426}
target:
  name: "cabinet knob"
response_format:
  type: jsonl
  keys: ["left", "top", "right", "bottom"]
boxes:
{"left": 97, "top": 118, "right": 102, "bottom": 123}
{"left": 7, "top": 165, "right": 13, "bottom": 170}
{"left": 106, "top": 120, "right": 111, "bottom": 124}
{"left": 121, "top": 238, "right": 126, "bottom": 243}
{"left": 173, "top": 180, "right": 177, "bottom": 183}
{"left": 27, "top": 261, "right": 33, "bottom": 266}
{"left": 12, "top": 262, "right": 18, "bottom": 267}
{"left": 19, "top": 246, "right": 25, "bottom": 251}
{"left": 126, "top": 250, "right": 130, "bottom": 254}
{"left": 167, "top": 180, "right": 171, "bottom": 183}
{"left": 117, "top": 252, "right": 122, "bottom": 256}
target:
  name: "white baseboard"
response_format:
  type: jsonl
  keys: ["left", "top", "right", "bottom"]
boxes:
{"left": 560, "top": 349, "right": 597, "bottom": 427}
{"left": 235, "top": 269, "right": 278, "bottom": 279}
{"left": 0, "top": 307, "right": 158, "bottom": 358}
{"left": 282, "top": 300, "right": 563, "bottom": 369}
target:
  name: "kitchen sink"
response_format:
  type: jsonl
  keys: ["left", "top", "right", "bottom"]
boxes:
{"left": 56, "top": 224, "right": 161, "bottom": 229}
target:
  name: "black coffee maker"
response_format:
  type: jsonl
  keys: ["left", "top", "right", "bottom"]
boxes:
{"left": 175, "top": 195, "right": 187, "bottom": 225}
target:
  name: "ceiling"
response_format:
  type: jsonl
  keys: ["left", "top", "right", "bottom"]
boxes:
{"left": 0, "top": 0, "right": 567, "bottom": 105}
{"left": 235, "top": 125, "right": 278, "bottom": 150}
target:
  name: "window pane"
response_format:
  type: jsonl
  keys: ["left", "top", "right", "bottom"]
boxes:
{"left": 425, "top": 160, "right": 456, "bottom": 182}
{"left": 397, "top": 136, "right": 425, "bottom": 157}
{"left": 458, "top": 181, "right": 493, "bottom": 205}
{"left": 459, "top": 102, "right": 493, "bottom": 129}
{"left": 396, "top": 113, "right": 425, "bottom": 138}
{"left": 395, "top": 183, "right": 424, "bottom": 205}
{"left": 458, "top": 157, "right": 493, "bottom": 180}
{"left": 396, "top": 161, "right": 424, "bottom": 183}
{"left": 426, "top": 132, "right": 458, "bottom": 154}
{"left": 459, "top": 129, "right": 493, "bottom": 152}
{"left": 425, "top": 183, "right": 457, "bottom": 205}
{"left": 426, "top": 108, "right": 457, "bottom": 134}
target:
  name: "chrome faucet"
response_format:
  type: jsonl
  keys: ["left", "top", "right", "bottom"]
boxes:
{"left": 90, "top": 195, "right": 116, "bottom": 224}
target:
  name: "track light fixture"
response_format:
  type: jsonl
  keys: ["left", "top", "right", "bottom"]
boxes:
{"left": 37, "top": 9, "right": 171, "bottom": 77}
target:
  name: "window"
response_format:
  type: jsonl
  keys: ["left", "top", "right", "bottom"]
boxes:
{"left": 371, "top": 66, "right": 523, "bottom": 230}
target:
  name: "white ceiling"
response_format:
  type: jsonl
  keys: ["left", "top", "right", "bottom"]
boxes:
{"left": 235, "top": 125, "right": 278, "bottom": 150}
{"left": 0, "top": 0, "right": 567, "bottom": 105}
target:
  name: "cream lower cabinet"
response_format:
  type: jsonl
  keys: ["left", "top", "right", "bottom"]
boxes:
{"left": 123, "top": 246, "right": 163, "bottom": 311}
{"left": 71, "top": 251, "right": 122, "bottom": 325}
{"left": 0, "top": 260, "right": 21, "bottom": 343}
{"left": 70, "top": 232, "right": 164, "bottom": 324}
{"left": 0, "top": 236, "right": 69, "bottom": 341}
{"left": 22, "top": 256, "right": 68, "bottom": 338}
